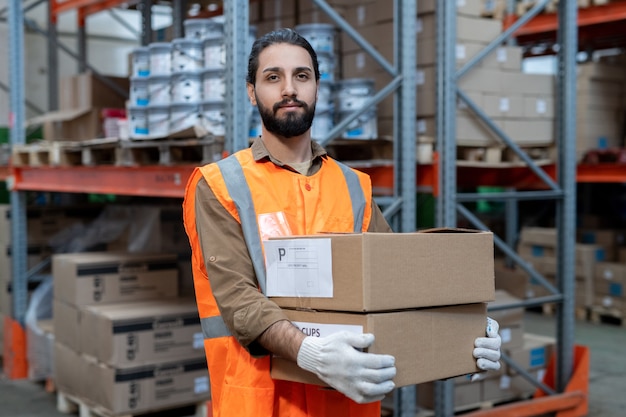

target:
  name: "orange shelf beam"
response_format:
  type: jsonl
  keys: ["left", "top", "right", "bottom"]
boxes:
{"left": 52, "top": 0, "right": 105, "bottom": 16}
{"left": 504, "top": 1, "right": 626, "bottom": 37}
{"left": 12, "top": 161, "right": 604, "bottom": 198}
{"left": 80, "top": 0, "right": 130, "bottom": 18}
{"left": 577, "top": 163, "right": 626, "bottom": 183}
{"left": 11, "top": 165, "right": 197, "bottom": 198}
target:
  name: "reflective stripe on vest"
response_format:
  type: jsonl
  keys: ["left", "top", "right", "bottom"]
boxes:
{"left": 200, "top": 156, "right": 367, "bottom": 341}
{"left": 334, "top": 160, "right": 366, "bottom": 233}
{"left": 201, "top": 315, "right": 232, "bottom": 339}
{"left": 217, "top": 155, "right": 268, "bottom": 294}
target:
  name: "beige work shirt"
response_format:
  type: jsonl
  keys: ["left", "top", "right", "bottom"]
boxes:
{"left": 194, "top": 138, "right": 392, "bottom": 355}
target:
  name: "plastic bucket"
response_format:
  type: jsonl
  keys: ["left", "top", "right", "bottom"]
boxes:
{"left": 335, "top": 78, "right": 375, "bottom": 112}
{"left": 148, "top": 42, "right": 172, "bottom": 75}
{"left": 147, "top": 104, "right": 170, "bottom": 139}
{"left": 295, "top": 23, "right": 336, "bottom": 54}
{"left": 184, "top": 18, "right": 223, "bottom": 40}
{"left": 200, "top": 100, "right": 226, "bottom": 136}
{"left": 248, "top": 25, "right": 258, "bottom": 52}
{"left": 148, "top": 74, "right": 171, "bottom": 105}
{"left": 128, "top": 106, "right": 149, "bottom": 139}
{"left": 203, "top": 34, "right": 226, "bottom": 69}
{"left": 311, "top": 108, "right": 333, "bottom": 141}
{"left": 317, "top": 52, "right": 336, "bottom": 82}
{"left": 317, "top": 80, "right": 334, "bottom": 110}
{"left": 130, "top": 77, "right": 149, "bottom": 107}
{"left": 131, "top": 47, "right": 150, "bottom": 77}
{"left": 338, "top": 109, "right": 378, "bottom": 140}
{"left": 202, "top": 68, "right": 226, "bottom": 101}
{"left": 172, "top": 38, "right": 204, "bottom": 72}
{"left": 249, "top": 108, "right": 263, "bottom": 139}
{"left": 171, "top": 70, "right": 203, "bottom": 103}
{"left": 170, "top": 102, "right": 201, "bottom": 134}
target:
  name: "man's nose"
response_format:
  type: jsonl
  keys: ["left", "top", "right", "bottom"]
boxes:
{"left": 282, "top": 78, "right": 297, "bottom": 97}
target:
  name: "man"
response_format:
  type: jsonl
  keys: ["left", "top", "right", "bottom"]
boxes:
{"left": 183, "top": 28, "right": 501, "bottom": 417}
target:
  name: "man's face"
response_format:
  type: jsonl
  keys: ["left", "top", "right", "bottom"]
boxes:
{"left": 247, "top": 43, "right": 318, "bottom": 138}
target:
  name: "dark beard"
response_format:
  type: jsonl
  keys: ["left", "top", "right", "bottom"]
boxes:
{"left": 256, "top": 97, "right": 316, "bottom": 138}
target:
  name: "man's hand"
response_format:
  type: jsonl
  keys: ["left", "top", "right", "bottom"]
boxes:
{"left": 473, "top": 317, "right": 502, "bottom": 372}
{"left": 297, "top": 331, "right": 396, "bottom": 404}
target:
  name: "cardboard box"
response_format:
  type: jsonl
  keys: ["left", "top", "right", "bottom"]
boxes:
{"left": 488, "top": 290, "right": 524, "bottom": 348}
{"left": 505, "top": 333, "right": 555, "bottom": 376}
{"left": 27, "top": 108, "right": 103, "bottom": 141}
{"left": 481, "top": 46, "right": 523, "bottom": 72}
{"left": 80, "top": 298, "right": 204, "bottom": 366}
{"left": 418, "top": 375, "right": 481, "bottom": 409}
{"left": 52, "top": 252, "right": 179, "bottom": 307}
{"left": 271, "top": 304, "right": 487, "bottom": 387}
{"left": 52, "top": 299, "right": 81, "bottom": 352}
{"left": 266, "top": 229, "right": 495, "bottom": 312}
{"left": 54, "top": 342, "right": 210, "bottom": 415}
{"left": 59, "top": 72, "right": 129, "bottom": 111}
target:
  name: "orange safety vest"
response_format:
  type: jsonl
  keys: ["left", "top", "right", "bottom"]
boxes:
{"left": 182, "top": 148, "right": 380, "bottom": 417}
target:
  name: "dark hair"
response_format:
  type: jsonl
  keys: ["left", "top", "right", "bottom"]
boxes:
{"left": 247, "top": 28, "right": 320, "bottom": 85}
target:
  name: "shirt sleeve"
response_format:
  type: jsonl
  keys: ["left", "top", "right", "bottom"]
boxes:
{"left": 367, "top": 200, "right": 394, "bottom": 233}
{"left": 194, "top": 177, "right": 288, "bottom": 355}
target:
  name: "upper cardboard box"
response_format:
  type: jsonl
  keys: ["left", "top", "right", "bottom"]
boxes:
{"left": 267, "top": 228, "right": 495, "bottom": 312}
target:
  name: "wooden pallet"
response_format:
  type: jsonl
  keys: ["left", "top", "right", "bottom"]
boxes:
{"left": 415, "top": 394, "right": 534, "bottom": 417}
{"left": 590, "top": 306, "right": 626, "bottom": 327}
{"left": 457, "top": 145, "right": 555, "bottom": 167}
{"left": 515, "top": 0, "right": 559, "bottom": 16}
{"left": 11, "top": 136, "right": 224, "bottom": 167}
{"left": 56, "top": 390, "right": 209, "bottom": 417}
{"left": 515, "top": 0, "right": 611, "bottom": 15}
{"left": 11, "top": 141, "right": 82, "bottom": 167}
{"left": 535, "top": 303, "right": 590, "bottom": 321}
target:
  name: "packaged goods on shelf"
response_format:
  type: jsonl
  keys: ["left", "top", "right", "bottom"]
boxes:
{"left": 575, "top": 61, "right": 626, "bottom": 161}
{"left": 488, "top": 290, "right": 525, "bottom": 349}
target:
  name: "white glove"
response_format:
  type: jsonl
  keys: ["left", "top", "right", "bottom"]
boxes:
{"left": 473, "top": 317, "right": 502, "bottom": 372}
{"left": 297, "top": 331, "right": 396, "bottom": 404}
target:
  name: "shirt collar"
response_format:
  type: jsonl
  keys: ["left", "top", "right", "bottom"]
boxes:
{"left": 250, "top": 137, "right": 328, "bottom": 166}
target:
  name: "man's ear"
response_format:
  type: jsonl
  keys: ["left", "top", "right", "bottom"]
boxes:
{"left": 247, "top": 83, "right": 257, "bottom": 106}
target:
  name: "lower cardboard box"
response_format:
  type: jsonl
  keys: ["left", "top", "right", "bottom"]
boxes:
{"left": 54, "top": 342, "right": 210, "bottom": 415}
{"left": 271, "top": 303, "right": 486, "bottom": 387}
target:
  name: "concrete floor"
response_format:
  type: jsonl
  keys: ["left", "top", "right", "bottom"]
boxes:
{"left": 0, "top": 311, "right": 624, "bottom": 416}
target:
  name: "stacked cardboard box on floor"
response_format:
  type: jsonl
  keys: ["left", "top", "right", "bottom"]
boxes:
{"left": 266, "top": 228, "right": 495, "bottom": 387}
{"left": 1, "top": 205, "right": 95, "bottom": 354}
{"left": 52, "top": 252, "right": 210, "bottom": 415}
{"left": 517, "top": 227, "right": 605, "bottom": 309}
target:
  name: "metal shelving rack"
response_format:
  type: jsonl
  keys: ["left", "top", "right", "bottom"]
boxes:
{"left": 434, "top": 0, "right": 578, "bottom": 416}
{"left": 5, "top": 0, "right": 586, "bottom": 416}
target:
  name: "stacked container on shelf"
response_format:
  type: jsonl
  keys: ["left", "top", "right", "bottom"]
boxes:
{"left": 128, "top": 18, "right": 257, "bottom": 141}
